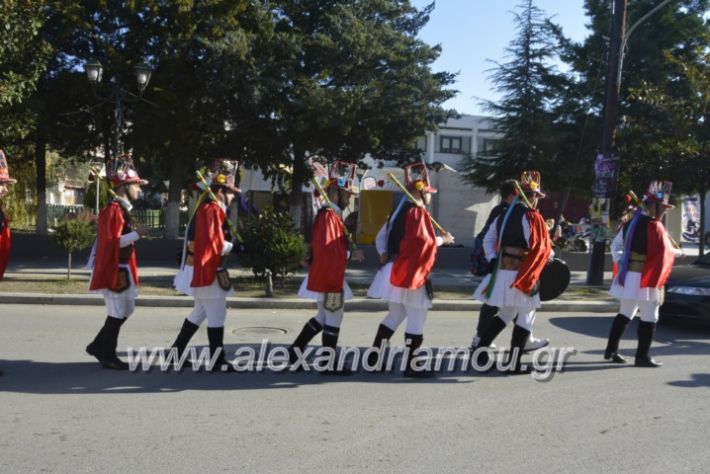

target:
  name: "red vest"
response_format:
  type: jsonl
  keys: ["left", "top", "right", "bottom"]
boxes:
{"left": 307, "top": 208, "right": 348, "bottom": 293}
{"left": 390, "top": 207, "right": 438, "bottom": 289}
{"left": 191, "top": 201, "right": 226, "bottom": 288}
{"left": 89, "top": 202, "right": 139, "bottom": 290}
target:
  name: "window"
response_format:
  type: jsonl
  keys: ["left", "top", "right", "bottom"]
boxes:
{"left": 478, "top": 137, "right": 500, "bottom": 154}
{"left": 440, "top": 136, "right": 463, "bottom": 154}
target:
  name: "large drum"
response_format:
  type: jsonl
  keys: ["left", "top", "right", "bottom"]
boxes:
{"left": 539, "top": 258, "right": 571, "bottom": 301}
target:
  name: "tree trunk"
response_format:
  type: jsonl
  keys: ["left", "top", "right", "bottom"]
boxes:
{"left": 289, "top": 148, "right": 306, "bottom": 232}
{"left": 67, "top": 251, "right": 72, "bottom": 280}
{"left": 35, "top": 135, "right": 47, "bottom": 235}
{"left": 164, "top": 151, "right": 185, "bottom": 239}
{"left": 700, "top": 189, "right": 707, "bottom": 257}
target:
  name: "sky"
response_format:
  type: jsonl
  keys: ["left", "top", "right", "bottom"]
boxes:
{"left": 411, "top": 0, "right": 593, "bottom": 115}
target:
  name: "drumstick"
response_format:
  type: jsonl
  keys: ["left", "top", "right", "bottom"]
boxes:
{"left": 386, "top": 172, "right": 448, "bottom": 235}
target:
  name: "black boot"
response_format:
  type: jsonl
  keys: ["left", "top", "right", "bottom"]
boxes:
{"left": 504, "top": 325, "right": 532, "bottom": 374}
{"left": 403, "top": 333, "right": 434, "bottom": 378}
{"left": 635, "top": 321, "right": 662, "bottom": 367}
{"left": 604, "top": 314, "right": 630, "bottom": 363}
{"left": 86, "top": 316, "right": 112, "bottom": 363}
{"left": 476, "top": 304, "right": 498, "bottom": 339}
{"left": 472, "top": 316, "right": 507, "bottom": 368}
{"left": 321, "top": 325, "right": 352, "bottom": 375}
{"left": 288, "top": 317, "right": 324, "bottom": 365}
{"left": 100, "top": 317, "right": 129, "bottom": 370}
{"left": 207, "top": 326, "right": 235, "bottom": 372}
{"left": 171, "top": 319, "right": 200, "bottom": 359}
{"left": 367, "top": 324, "right": 395, "bottom": 368}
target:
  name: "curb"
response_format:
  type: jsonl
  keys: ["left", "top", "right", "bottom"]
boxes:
{"left": 0, "top": 293, "right": 618, "bottom": 313}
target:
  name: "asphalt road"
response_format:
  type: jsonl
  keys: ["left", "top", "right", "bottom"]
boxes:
{"left": 1, "top": 304, "right": 708, "bottom": 473}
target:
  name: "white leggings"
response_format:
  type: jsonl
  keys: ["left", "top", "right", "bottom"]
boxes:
{"left": 498, "top": 306, "right": 536, "bottom": 331}
{"left": 619, "top": 299, "right": 660, "bottom": 323}
{"left": 381, "top": 302, "right": 428, "bottom": 336}
{"left": 187, "top": 296, "right": 228, "bottom": 328}
{"left": 313, "top": 301, "right": 344, "bottom": 328}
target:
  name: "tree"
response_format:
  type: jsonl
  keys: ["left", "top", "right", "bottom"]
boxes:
{"left": 628, "top": 46, "right": 710, "bottom": 255}
{"left": 238, "top": 208, "right": 307, "bottom": 292}
{"left": 565, "top": 0, "right": 709, "bottom": 205}
{"left": 459, "top": 0, "right": 566, "bottom": 193}
{"left": 216, "top": 0, "right": 455, "bottom": 227}
{"left": 0, "top": 0, "right": 49, "bottom": 141}
{"left": 53, "top": 215, "right": 95, "bottom": 279}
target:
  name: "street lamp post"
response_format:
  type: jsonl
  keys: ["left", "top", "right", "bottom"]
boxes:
{"left": 84, "top": 60, "right": 154, "bottom": 162}
{"left": 587, "top": 0, "right": 677, "bottom": 285}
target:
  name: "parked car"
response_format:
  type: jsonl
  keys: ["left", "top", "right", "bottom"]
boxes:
{"left": 660, "top": 252, "right": 710, "bottom": 324}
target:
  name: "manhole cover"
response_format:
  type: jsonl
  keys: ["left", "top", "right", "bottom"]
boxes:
{"left": 232, "top": 327, "right": 288, "bottom": 336}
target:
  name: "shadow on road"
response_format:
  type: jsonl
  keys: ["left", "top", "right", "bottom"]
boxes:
{"left": 548, "top": 315, "right": 710, "bottom": 376}
{"left": 0, "top": 344, "right": 478, "bottom": 395}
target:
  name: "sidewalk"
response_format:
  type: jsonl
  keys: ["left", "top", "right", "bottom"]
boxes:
{"left": 1, "top": 260, "right": 618, "bottom": 312}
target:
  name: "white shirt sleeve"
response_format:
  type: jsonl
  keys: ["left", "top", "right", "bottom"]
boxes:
{"left": 221, "top": 241, "right": 233, "bottom": 256}
{"left": 119, "top": 231, "right": 140, "bottom": 248}
{"left": 374, "top": 223, "right": 388, "bottom": 255}
{"left": 522, "top": 216, "right": 531, "bottom": 246}
{"left": 610, "top": 229, "right": 624, "bottom": 263}
{"left": 435, "top": 236, "right": 444, "bottom": 247}
{"left": 483, "top": 216, "right": 499, "bottom": 261}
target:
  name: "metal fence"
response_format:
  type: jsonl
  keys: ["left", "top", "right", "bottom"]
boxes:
{"left": 47, "top": 204, "right": 84, "bottom": 227}
{"left": 46, "top": 204, "right": 189, "bottom": 232}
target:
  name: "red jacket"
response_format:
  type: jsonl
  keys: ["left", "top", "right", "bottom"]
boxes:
{"left": 640, "top": 219, "right": 676, "bottom": 289}
{"left": 0, "top": 209, "right": 10, "bottom": 281}
{"left": 89, "top": 202, "right": 139, "bottom": 291}
{"left": 512, "top": 209, "right": 552, "bottom": 295}
{"left": 307, "top": 208, "right": 348, "bottom": 293}
{"left": 191, "top": 201, "right": 226, "bottom": 288}
{"left": 390, "top": 207, "right": 438, "bottom": 289}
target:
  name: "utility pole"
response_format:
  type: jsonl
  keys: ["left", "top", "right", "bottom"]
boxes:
{"left": 587, "top": 0, "right": 628, "bottom": 286}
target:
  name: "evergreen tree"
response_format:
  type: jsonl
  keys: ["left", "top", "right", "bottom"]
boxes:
{"left": 459, "top": 0, "right": 565, "bottom": 193}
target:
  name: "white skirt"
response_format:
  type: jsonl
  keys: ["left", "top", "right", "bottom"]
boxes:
{"left": 91, "top": 264, "right": 138, "bottom": 300}
{"left": 473, "top": 269, "right": 540, "bottom": 309}
{"left": 609, "top": 271, "right": 662, "bottom": 303}
{"left": 174, "top": 265, "right": 195, "bottom": 296}
{"left": 297, "top": 274, "right": 353, "bottom": 302}
{"left": 174, "top": 265, "right": 235, "bottom": 298}
{"left": 367, "top": 262, "right": 432, "bottom": 309}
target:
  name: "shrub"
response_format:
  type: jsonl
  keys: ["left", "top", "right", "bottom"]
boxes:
{"left": 53, "top": 213, "right": 96, "bottom": 279}
{"left": 239, "top": 208, "right": 306, "bottom": 290}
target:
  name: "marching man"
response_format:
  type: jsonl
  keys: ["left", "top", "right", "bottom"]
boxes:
{"left": 86, "top": 155, "right": 147, "bottom": 370}
{"left": 469, "top": 178, "right": 550, "bottom": 353}
{"left": 170, "top": 159, "right": 240, "bottom": 371}
{"left": 472, "top": 171, "right": 552, "bottom": 373}
{"left": 366, "top": 163, "right": 454, "bottom": 378}
{"left": 604, "top": 181, "right": 682, "bottom": 367}
{"left": 289, "top": 161, "right": 365, "bottom": 374}
{"left": 0, "top": 150, "right": 18, "bottom": 376}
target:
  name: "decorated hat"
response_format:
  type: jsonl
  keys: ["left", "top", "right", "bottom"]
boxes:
{"left": 644, "top": 180, "right": 674, "bottom": 208}
{"left": 207, "top": 159, "right": 240, "bottom": 193}
{"left": 519, "top": 170, "right": 545, "bottom": 198}
{"left": 325, "top": 161, "right": 359, "bottom": 195}
{"left": 107, "top": 154, "right": 148, "bottom": 187}
{"left": 404, "top": 162, "right": 437, "bottom": 194}
{"left": 0, "top": 150, "right": 17, "bottom": 185}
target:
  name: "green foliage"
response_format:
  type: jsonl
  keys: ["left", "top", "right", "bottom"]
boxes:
{"left": 83, "top": 179, "right": 110, "bottom": 212}
{"left": 459, "top": 0, "right": 566, "bottom": 193}
{"left": 239, "top": 208, "right": 307, "bottom": 286}
{"left": 0, "top": 0, "right": 50, "bottom": 141}
{"left": 53, "top": 216, "right": 95, "bottom": 253}
{"left": 52, "top": 214, "right": 96, "bottom": 279}
{"left": 2, "top": 153, "right": 36, "bottom": 230}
